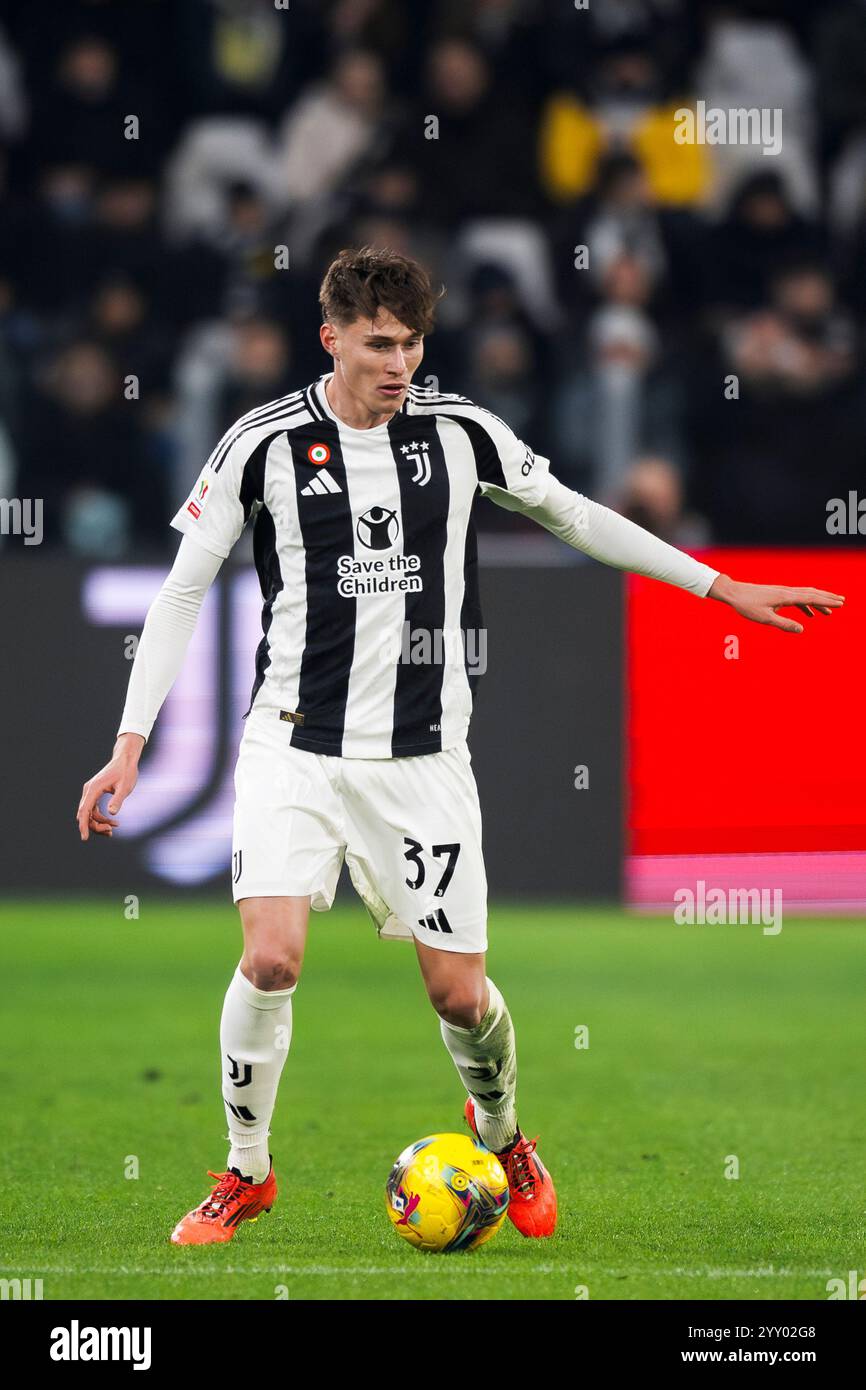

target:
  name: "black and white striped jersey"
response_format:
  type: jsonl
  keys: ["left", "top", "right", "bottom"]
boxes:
{"left": 171, "top": 372, "right": 551, "bottom": 757}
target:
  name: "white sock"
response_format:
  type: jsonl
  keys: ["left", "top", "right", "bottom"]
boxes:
{"left": 439, "top": 976, "right": 518, "bottom": 1153}
{"left": 219, "top": 964, "right": 296, "bottom": 1183}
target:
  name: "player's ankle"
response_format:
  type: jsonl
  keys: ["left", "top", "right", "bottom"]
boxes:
{"left": 227, "top": 1146, "right": 270, "bottom": 1185}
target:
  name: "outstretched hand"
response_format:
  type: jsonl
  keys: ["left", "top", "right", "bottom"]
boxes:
{"left": 708, "top": 575, "right": 845, "bottom": 634}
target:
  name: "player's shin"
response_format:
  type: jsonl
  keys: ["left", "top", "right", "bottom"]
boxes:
{"left": 219, "top": 965, "right": 296, "bottom": 1183}
{"left": 439, "top": 976, "right": 518, "bottom": 1152}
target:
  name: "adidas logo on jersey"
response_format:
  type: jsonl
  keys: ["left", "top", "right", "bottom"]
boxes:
{"left": 301, "top": 470, "right": 342, "bottom": 496}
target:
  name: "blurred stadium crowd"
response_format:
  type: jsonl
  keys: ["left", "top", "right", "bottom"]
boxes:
{"left": 1, "top": 0, "right": 866, "bottom": 556}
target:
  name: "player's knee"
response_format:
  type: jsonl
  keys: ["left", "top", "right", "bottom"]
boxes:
{"left": 431, "top": 985, "right": 487, "bottom": 1030}
{"left": 242, "top": 951, "right": 302, "bottom": 992}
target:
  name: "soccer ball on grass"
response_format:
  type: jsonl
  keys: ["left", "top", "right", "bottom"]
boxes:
{"left": 385, "top": 1132, "right": 509, "bottom": 1252}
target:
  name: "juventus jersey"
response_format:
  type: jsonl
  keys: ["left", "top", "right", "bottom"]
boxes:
{"left": 171, "top": 373, "right": 551, "bottom": 757}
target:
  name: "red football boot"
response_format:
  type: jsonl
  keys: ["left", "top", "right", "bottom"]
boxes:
{"left": 465, "top": 1097, "right": 557, "bottom": 1237}
{"left": 170, "top": 1161, "right": 277, "bottom": 1246}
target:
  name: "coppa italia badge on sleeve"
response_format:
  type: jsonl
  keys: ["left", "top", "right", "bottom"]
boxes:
{"left": 187, "top": 478, "right": 210, "bottom": 518}
{"left": 308, "top": 443, "right": 331, "bottom": 465}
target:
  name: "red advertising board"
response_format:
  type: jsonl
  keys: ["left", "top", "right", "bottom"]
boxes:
{"left": 627, "top": 549, "right": 866, "bottom": 912}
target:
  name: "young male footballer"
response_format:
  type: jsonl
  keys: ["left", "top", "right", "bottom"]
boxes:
{"left": 76, "top": 247, "right": 844, "bottom": 1245}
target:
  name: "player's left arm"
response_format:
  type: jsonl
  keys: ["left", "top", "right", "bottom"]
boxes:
{"left": 475, "top": 424, "right": 844, "bottom": 633}
{"left": 519, "top": 475, "right": 844, "bottom": 633}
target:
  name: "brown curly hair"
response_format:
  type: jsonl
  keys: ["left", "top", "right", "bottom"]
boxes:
{"left": 319, "top": 245, "right": 443, "bottom": 335}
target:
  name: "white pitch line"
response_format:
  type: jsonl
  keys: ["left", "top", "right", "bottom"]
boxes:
{"left": 4, "top": 1265, "right": 559, "bottom": 1277}
{"left": 3, "top": 1265, "right": 835, "bottom": 1279}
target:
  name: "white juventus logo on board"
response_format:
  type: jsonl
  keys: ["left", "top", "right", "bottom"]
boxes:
{"left": 301, "top": 469, "right": 342, "bottom": 496}
{"left": 401, "top": 439, "right": 431, "bottom": 486}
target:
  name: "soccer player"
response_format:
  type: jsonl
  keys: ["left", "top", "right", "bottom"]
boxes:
{"left": 76, "top": 247, "right": 844, "bottom": 1245}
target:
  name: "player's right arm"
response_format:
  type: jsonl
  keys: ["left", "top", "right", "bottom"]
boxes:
{"left": 77, "top": 413, "right": 264, "bottom": 842}
{"left": 76, "top": 534, "right": 224, "bottom": 840}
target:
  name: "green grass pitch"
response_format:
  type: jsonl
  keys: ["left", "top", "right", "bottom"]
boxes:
{"left": 2, "top": 900, "right": 863, "bottom": 1301}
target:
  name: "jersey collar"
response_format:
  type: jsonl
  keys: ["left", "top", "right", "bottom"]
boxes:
{"left": 313, "top": 373, "right": 410, "bottom": 430}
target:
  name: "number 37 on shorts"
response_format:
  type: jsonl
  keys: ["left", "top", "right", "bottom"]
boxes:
{"left": 231, "top": 710, "right": 489, "bottom": 954}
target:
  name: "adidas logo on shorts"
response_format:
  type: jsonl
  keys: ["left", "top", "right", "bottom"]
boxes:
{"left": 301, "top": 470, "right": 342, "bottom": 496}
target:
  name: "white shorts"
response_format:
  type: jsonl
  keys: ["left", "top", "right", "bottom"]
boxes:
{"left": 231, "top": 707, "right": 488, "bottom": 954}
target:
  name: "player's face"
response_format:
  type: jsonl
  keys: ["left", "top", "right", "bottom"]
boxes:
{"left": 322, "top": 308, "right": 424, "bottom": 419}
